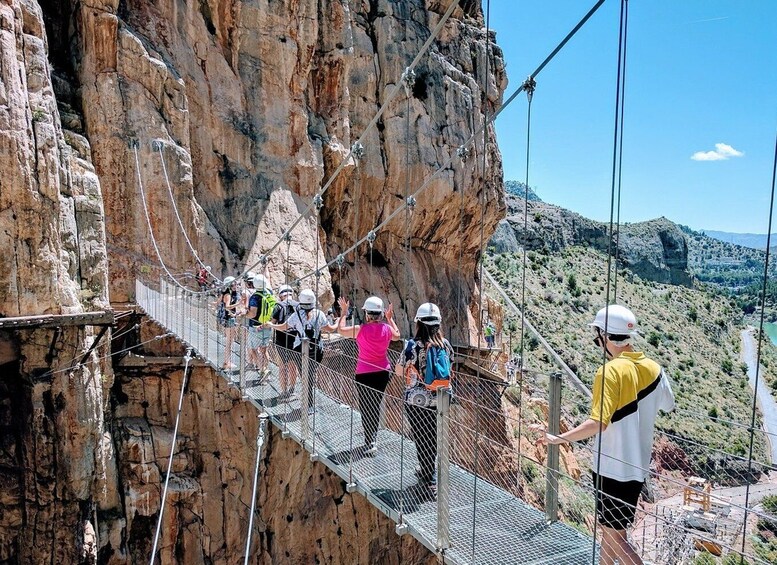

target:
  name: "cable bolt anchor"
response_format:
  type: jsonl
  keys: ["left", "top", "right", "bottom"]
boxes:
{"left": 313, "top": 194, "right": 324, "bottom": 212}
{"left": 456, "top": 145, "right": 470, "bottom": 162}
{"left": 401, "top": 67, "right": 416, "bottom": 97}
{"left": 522, "top": 75, "right": 537, "bottom": 101}
{"left": 351, "top": 142, "right": 365, "bottom": 165}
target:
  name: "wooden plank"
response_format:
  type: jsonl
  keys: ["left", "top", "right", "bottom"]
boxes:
{"left": 0, "top": 310, "right": 114, "bottom": 330}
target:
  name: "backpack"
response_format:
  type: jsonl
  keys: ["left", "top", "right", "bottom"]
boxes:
{"left": 253, "top": 291, "right": 277, "bottom": 323}
{"left": 403, "top": 340, "right": 452, "bottom": 392}
{"left": 425, "top": 345, "right": 451, "bottom": 389}
{"left": 274, "top": 300, "right": 296, "bottom": 325}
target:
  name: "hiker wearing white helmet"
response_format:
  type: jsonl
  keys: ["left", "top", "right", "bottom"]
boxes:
{"left": 216, "top": 276, "right": 240, "bottom": 371}
{"left": 398, "top": 302, "right": 453, "bottom": 497}
{"left": 270, "top": 289, "right": 337, "bottom": 412}
{"left": 270, "top": 284, "right": 299, "bottom": 398}
{"left": 238, "top": 271, "right": 257, "bottom": 365}
{"left": 246, "top": 274, "right": 276, "bottom": 379}
{"left": 534, "top": 305, "right": 674, "bottom": 565}
{"left": 337, "top": 295, "right": 401, "bottom": 456}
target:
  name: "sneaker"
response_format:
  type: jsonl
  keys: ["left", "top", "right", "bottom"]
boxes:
{"left": 364, "top": 443, "right": 378, "bottom": 457}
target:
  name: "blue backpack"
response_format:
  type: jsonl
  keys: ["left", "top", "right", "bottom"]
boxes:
{"left": 424, "top": 345, "right": 451, "bottom": 390}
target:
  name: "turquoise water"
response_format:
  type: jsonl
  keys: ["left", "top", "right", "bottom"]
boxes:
{"left": 764, "top": 322, "right": 777, "bottom": 346}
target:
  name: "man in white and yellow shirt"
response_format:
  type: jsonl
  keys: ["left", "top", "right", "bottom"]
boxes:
{"left": 536, "top": 304, "right": 674, "bottom": 565}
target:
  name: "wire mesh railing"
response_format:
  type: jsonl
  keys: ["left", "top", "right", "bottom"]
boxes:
{"left": 135, "top": 278, "right": 777, "bottom": 564}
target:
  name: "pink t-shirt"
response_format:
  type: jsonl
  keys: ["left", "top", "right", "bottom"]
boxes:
{"left": 355, "top": 322, "right": 393, "bottom": 374}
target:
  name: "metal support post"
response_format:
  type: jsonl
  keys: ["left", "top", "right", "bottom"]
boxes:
{"left": 300, "top": 338, "right": 311, "bottom": 447}
{"left": 239, "top": 321, "right": 247, "bottom": 394}
{"left": 182, "top": 289, "right": 188, "bottom": 343}
{"left": 545, "top": 372, "right": 562, "bottom": 523}
{"left": 436, "top": 387, "right": 451, "bottom": 553}
{"left": 202, "top": 294, "right": 209, "bottom": 360}
{"left": 178, "top": 286, "right": 184, "bottom": 336}
{"left": 160, "top": 277, "right": 166, "bottom": 328}
{"left": 186, "top": 290, "right": 192, "bottom": 345}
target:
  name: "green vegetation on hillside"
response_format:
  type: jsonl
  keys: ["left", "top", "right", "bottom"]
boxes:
{"left": 682, "top": 225, "right": 777, "bottom": 316}
{"left": 485, "top": 245, "right": 769, "bottom": 478}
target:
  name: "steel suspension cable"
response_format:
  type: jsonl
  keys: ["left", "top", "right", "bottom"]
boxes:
{"left": 286, "top": 0, "right": 608, "bottom": 291}
{"left": 243, "top": 413, "right": 269, "bottom": 565}
{"left": 515, "top": 77, "right": 535, "bottom": 487}
{"left": 517, "top": 83, "right": 535, "bottom": 375}
{"left": 239, "top": 0, "right": 463, "bottom": 280}
{"left": 741, "top": 125, "right": 777, "bottom": 557}
{"left": 398, "top": 67, "right": 415, "bottom": 527}
{"left": 471, "top": 0, "right": 491, "bottom": 559}
{"left": 592, "top": 0, "right": 628, "bottom": 558}
{"left": 155, "top": 141, "right": 208, "bottom": 270}
{"left": 133, "top": 143, "right": 216, "bottom": 294}
{"left": 149, "top": 347, "right": 193, "bottom": 565}
{"left": 612, "top": 0, "right": 629, "bottom": 302}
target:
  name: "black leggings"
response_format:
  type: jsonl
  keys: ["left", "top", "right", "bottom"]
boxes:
{"left": 354, "top": 370, "right": 391, "bottom": 446}
{"left": 406, "top": 403, "right": 437, "bottom": 481}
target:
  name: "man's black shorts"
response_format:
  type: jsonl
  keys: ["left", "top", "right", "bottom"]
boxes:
{"left": 591, "top": 472, "right": 643, "bottom": 530}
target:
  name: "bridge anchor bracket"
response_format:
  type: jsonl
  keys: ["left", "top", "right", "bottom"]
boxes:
{"left": 310, "top": 453, "right": 320, "bottom": 463}
{"left": 346, "top": 482, "right": 357, "bottom": 493}
{"left": 395, "top": 523, "right": 408, "bottom": 536}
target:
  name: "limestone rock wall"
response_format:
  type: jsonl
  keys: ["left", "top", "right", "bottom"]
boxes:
{"left": 0, "top": 1, "right": 111, "bottom": 562}
{"left": 69, "top": 0, "right": 505, "bottom": 335}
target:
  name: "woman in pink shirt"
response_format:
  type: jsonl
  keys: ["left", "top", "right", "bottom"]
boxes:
{"left": 337, "top": 295, "right": 401, "bottom": 455}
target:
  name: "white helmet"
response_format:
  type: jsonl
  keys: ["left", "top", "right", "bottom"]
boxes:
{"left": 223, "top": 276, "right": 236, "bottom": 286}
{"left": 278, "top": 284, "right": 294, "bottom": 297}
{"left": 362, "top": 296, "right": 384, "bottom": 313}
{"left": 589, "top": 304, "right": 637, "bottom": 337}
{"left": 244, "top": 271, "right": 257, "bottom": 281}
{"left": 252, "top": 274, "right": 271, "bottom": 292}
{"left": 415, "top": 303, "right": 441, "bottom": 325}
{"left": 298, "top": 289, "right": 316, "bottom": 309}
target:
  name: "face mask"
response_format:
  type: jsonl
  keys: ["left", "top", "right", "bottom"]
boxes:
{"left": 300, "top": 304, "right": 314, "bottom": 311}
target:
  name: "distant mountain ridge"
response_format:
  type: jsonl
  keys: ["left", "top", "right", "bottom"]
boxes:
{"left": 491, "top": 194, "right": 692, "bottom": 285}
{"left": 492, "top": 186, "right": 774, "bottom": 294}
{"left": 504, "top": 180, "right": 541, "bottom": 202}
{"left": 702, "top": 230, "right": 777, "bottom": 250}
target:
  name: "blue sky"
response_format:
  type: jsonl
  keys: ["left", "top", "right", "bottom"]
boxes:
{"left": 489, "top": 0, "right": 777, "bottom": 233}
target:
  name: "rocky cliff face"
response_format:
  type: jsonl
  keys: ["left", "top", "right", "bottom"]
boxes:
{"left": 67, "top": 0, "right": 505, "bottom": 338}
{"left": 497, "top": 195, "right": 692, "bottom": 286}
{"left": 105, "top": 327, "right": 436, "bottom": 565}
{"left": 0, "top": 1, "right": 111, "bottom": 562}
{"left": 0, "top": 0, "right": 506, "bottom": 562}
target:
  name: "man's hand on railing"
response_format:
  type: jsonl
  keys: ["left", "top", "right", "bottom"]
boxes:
{"left": 529, "top": 423, "right": 565, "bottom": 447}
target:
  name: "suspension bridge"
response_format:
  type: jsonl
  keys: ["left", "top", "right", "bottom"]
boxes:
{"left": 137, "top": 279, "right": 600, "bottom": 564}
{"left": 116, "top": 0, "right": 777, "bottom": 561}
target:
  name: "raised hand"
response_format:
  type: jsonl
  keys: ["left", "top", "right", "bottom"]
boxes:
{"left": 337, "top": 296, "right": 350, "bottom": 316}
{"left": 385, "top": 303, "right": 395, "bottom": 321}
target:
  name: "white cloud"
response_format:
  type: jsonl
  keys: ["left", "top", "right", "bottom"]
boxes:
{"left": 691, "top": 143, "right": 744, "bottom": 161}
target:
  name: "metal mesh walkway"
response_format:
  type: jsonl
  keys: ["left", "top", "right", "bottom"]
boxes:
{"left": 136, "top": 279, "right": 596, "bottom": 564}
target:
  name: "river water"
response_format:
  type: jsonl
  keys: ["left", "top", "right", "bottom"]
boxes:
{"left": 741, "top": 328, "right": 777, "bottom": 464}
{"left": 764, "top": 322, "right": 777, "bottom": 346}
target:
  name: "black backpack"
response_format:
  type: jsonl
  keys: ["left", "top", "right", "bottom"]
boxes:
{"left": 275, "top": 299, "right": 297, "bottom": 325}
